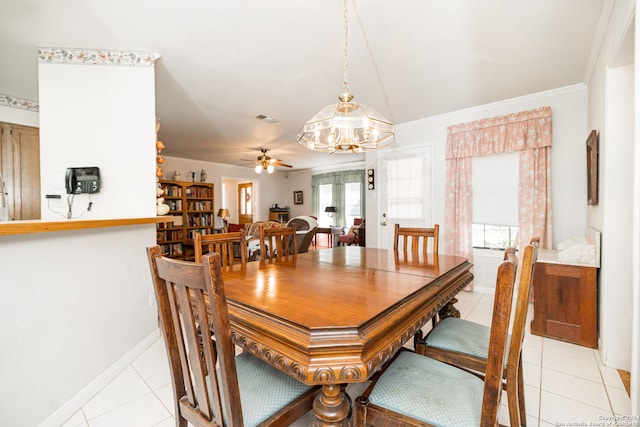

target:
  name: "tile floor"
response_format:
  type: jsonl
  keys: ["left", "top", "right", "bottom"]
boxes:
{"left": 61, "top": 290, "right": 631, "bottom": 427}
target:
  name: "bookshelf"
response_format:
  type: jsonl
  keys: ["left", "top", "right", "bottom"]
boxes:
{"left": 156, "top": 180, "right": 214, "bottom": 260}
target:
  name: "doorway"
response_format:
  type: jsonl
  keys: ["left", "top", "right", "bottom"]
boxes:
{"left": 221, "top": 177, "right": 257, "bottom": 226}
{"left": 238, "top": 182, "right": 253, "bottom": 224}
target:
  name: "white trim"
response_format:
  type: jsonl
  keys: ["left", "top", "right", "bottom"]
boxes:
{"left": 37, "top": 328, "right": 161, "bottom": 427}
{"left": 583, "top": 0, "right": 617, "bottom": 85}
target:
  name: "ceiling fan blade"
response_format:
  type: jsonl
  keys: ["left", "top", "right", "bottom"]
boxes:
{"left": 273, "top": 160, "right": 292, "bottom": 168}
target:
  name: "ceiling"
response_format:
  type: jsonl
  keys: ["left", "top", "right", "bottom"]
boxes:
{"left": 0, "top": 0, "right": 605, "bottom": 171}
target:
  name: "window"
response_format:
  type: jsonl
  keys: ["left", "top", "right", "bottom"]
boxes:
{"left": 472, "top": 224, "right": 519, "bottom": 249}
{"left": 319, "top": 184, "right": 333, "bottom": 226}
{"left": 472, "top": 153, "right": 519, "bottom": 249}
{"left": 311, "top": 170, "right": 365, "bottom": 227}
{"left": 344, "top": 182, "right": 361, "bottom": 227}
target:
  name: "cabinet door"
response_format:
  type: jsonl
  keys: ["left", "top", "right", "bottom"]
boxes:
{"left": 531, "top": 262, "right": 598, "bottom": 347}
{"left": 1, "top": 123, "right": 40, "bottom": 220}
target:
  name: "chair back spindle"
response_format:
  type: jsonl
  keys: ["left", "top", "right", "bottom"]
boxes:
{"left": 393, "top": 223, "right": 439, "bottom": 254}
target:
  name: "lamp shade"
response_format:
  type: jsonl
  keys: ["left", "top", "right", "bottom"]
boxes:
{"left": 217, "top": 208, "right": 230, "bottom": 218}
{"left": 324, "top": 206, "right": 337, "bottom": 213}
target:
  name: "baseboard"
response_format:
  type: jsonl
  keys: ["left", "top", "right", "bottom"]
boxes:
{"left": 38, "top": 328, "right": 161, "bottom": 427}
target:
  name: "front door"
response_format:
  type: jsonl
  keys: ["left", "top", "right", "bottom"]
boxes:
{"left": 237, "top": 182, "right": 253, "bottom": 224}
{"left": 377, "top": 146, "right": 433, "bottom": 249}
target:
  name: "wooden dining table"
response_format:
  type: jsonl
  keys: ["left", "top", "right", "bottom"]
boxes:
{"left": 219, "top": 246, "right": 473, "bottom": 426}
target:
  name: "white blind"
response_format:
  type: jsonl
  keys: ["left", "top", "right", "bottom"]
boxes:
{"left": 386, "top": 156, "right": 425, "bottom": 219}
{"left": 472, "top": 152, "right": 519, "bottom": 226}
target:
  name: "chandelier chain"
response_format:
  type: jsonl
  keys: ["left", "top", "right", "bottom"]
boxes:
{"left": 342, "top": 0, "right": 349, "bottom": 94}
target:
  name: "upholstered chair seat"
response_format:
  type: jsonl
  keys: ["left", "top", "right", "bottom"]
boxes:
{"left": 365, "top": 349, "right": 485, "bottom": 425}
{"left": 229, "top": 352, "right": 315, "bottom": 427}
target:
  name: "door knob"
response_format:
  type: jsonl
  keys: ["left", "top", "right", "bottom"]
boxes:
{"left": 380, "top": 221, "right": 387, "bottom": 226}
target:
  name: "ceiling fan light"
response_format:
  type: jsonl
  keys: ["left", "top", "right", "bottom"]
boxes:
{"left": 267, "top": 164, "right": 275, "bottom": 174}
{"left": 255, "top": 164, "right": 262, "bottom": 174}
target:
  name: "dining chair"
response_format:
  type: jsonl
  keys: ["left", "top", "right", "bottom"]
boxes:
{"left": 193, "top": 230, "right": 248, "bottom": 268}
{"left": 393, "top": 223, "right": 439, "bottom": 254}
{"left": 394, "top": 223, "right": 443, "bottom": 332}
{"left": 146, "top": 246, "right": 319, "bottom": 427}
{"left": 353, "top": 249, "right": 519, "bottom": 427}
{"left": 416, "top": 237, "right": 540, "bottom": 427}
{"left": 259, "top": 224, "right": 297, "bottom": 262}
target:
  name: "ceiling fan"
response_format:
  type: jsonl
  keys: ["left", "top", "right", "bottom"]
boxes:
{"left": 242, "top": 148, "right": 292, "bottom": 174}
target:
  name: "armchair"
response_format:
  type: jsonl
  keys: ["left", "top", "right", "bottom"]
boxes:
{"left": 286, "top": 215, "right": 319, "bottom": 253}
{"left": 337, "top": 218, "right": 365, "bottom": 246}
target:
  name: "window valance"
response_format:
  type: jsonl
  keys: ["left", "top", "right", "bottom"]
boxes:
{"left": 446, "top": 106, "right": 552, "bottom": 159}
{"left": 311, "top": 170, "right": 365, "bottom": 186}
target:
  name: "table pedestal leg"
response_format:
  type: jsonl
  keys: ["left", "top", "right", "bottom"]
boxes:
{"left": 313, "top": 384, "right": 351, "bottom": 427}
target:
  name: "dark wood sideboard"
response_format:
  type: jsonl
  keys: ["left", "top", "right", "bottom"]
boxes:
{"left": 531, "top": 256, "right": 598, "bottom": 348}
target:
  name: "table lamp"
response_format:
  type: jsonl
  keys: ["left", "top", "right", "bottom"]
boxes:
{"left": 324, "top": 206, "right": 337, "bottom": 226}
{"left": 217, "top": 208, "right": 230, "bottom": 232}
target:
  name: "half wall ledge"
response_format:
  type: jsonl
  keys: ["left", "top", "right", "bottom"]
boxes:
{"left": 0, "top": 217, "right": 174, "bottom": 236}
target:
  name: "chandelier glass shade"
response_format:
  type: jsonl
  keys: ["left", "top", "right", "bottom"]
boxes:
{"left": 297, "top": 0, "right": 394, "bottom": 154}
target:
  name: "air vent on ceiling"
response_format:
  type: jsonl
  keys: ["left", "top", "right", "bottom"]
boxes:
{"left": 256, "top": 114, "right": 279, "bottom": 124}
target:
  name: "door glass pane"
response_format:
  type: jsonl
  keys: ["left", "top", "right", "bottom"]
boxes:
{"left": 240, "top": 188, "right": 246, "bottom": 215}
{"left": 245, "top": 186, "right": 252, "bottom": 215}
{"left": 387, "top": 157, "right": 423, "bottom": 218}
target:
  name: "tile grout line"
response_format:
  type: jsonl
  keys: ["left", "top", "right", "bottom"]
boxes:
{"left": 130, "top": 363, "right": 176, "bottom": 417}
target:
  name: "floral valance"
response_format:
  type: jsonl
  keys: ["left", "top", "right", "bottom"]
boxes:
{"left": 446, "top": 106, "right": 552, "bottom": 159}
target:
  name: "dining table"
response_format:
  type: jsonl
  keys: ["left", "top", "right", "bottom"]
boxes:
{"left": 219, "top": 246, "right": 473, "bottom": 426}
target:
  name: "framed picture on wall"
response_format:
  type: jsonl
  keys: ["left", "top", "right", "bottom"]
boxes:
{"left": 586, "top": 129, "right": 599, "bottom": 206}
{"left": 293, "top": 191, "right": 303, "bottom": 205}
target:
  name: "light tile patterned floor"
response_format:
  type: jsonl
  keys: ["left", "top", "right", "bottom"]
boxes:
{"left": 61, "top": 291, "right": 631, "bottom": 427}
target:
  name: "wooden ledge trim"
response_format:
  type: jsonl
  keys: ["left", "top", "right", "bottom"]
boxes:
{"left": 0, "top": 216, "right": 175, "bottom": 236}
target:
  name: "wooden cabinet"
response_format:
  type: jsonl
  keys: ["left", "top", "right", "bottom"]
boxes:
{"left": 156, "top": 180, "right": 214, "bottom": 260}
{"left": 531, "top": 261, "right": 598, "bottom": 348}
{"left": 269, "top": 211, "right": 289, "bottom": 222}
{"left": 0, "top": 122, "right": 40, "bottom": 220}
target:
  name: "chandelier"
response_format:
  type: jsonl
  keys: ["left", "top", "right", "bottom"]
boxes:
{"left": 297, "top": 0, "right": 395, "bottom": 154}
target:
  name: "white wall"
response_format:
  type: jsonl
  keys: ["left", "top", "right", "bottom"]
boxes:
{"left": 0, "top": 104, "right": 39, "bottom": 127}
{"left": 39, "top": 63, "right": 157, "bottom": 219}
{"left": 586, "top": 0, "right": 636, "bottom": 378}
{"left": 0, "top": 54, "right": 159, "bottom": 426}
